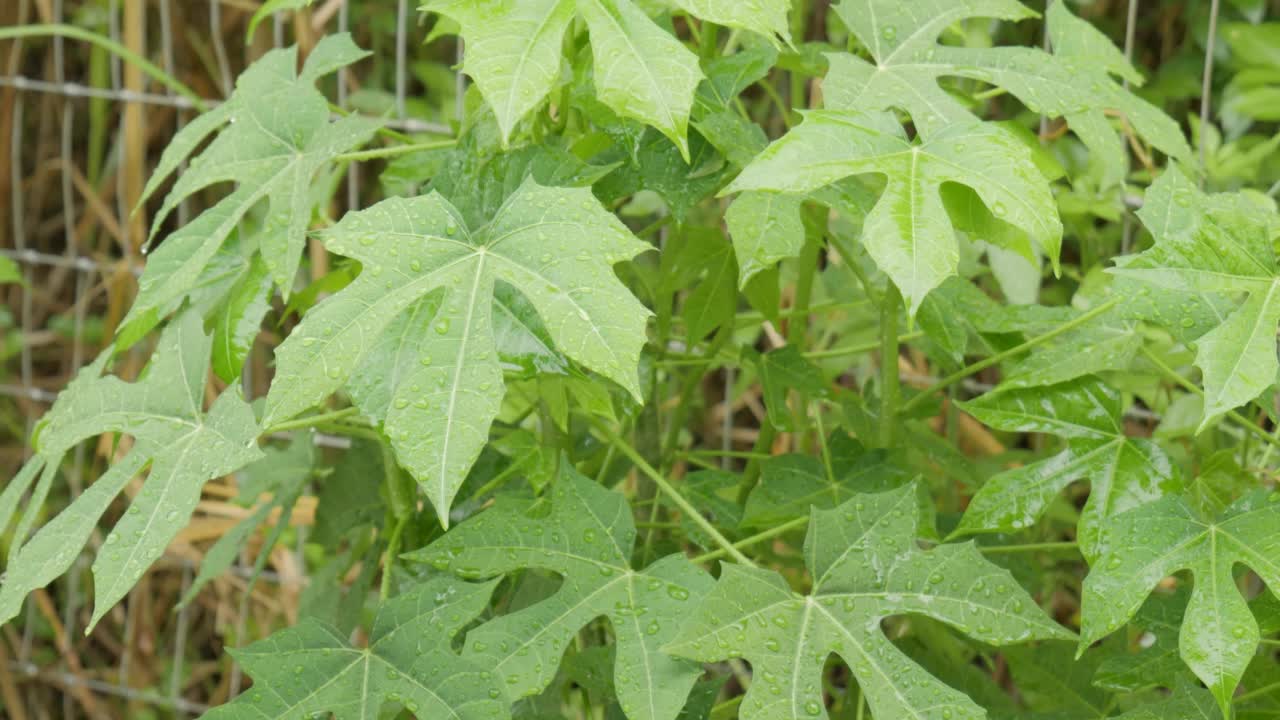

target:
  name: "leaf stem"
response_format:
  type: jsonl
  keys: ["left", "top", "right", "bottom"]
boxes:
{"left": 379, "top": 514, "right": 408, "bottom": 601}
{"left": 805, "top": 331, "right": 925, "bottom": 360}
{"left": 879, "top": 283, "right": 902, "bottom": 446}
{"left": 692, "top": 516, "right": 808, "bottom": 564}
{"left": 334, "top": 139, "right": 457, "bottom": 163}
{"left": 1138, "top": 345, "right": 1280, "bottom": 449}
{"left": 976, "top": 541, "right": 1078, "bottom": 555}
{"left": 0, "top": 24, "right": 208, "bottom": 110}
{"left": 262, "top": 407, "right": 361, "bottom": 435}
{"left": 593, "top": 422, "right": 755, "bottom": 567}
{"left": 901, "top": 298, "right": 1120, "bottom": 413}
{"left": 1234, "top": 679, "right": 1280, "bottom": 704}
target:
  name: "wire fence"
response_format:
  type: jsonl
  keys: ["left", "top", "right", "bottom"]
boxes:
{"left": 0, "top": 0, "right": 445, "bottom": 715}
{"left": 0, "top": 0, "right": 1223, "bottom": 717}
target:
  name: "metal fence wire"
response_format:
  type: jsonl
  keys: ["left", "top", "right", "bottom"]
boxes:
{"left": 0, "top": 1, "right": 446, "bottom": 715}
{"left": 0, "top": 0, "right": 1221, "bottom": 717}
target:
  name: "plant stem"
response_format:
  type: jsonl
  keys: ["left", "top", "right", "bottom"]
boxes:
{"left": 694, "top": 515, "right": 1079, "bottom": 564}
{"left": 593, "top": 422, "right": 755, "bottom": 567}
{"left": 1234, "top": 679, "right": 1280, "bottom": 704}
{"left": 0, "top": 24, "right": 208, "bottom": 110}
{"left": 805, "top": 331, "right": 925, "bottom": 360}
{"left": 693, "top": 516, "right": 808, "bottom": 564}
{"left": 379, "top": 514, "right": 408, "bottom": 600}
{"left": 710, "top": 695, "right": 744, "bottom": 720}
{"left": 262, "top": 407, "right": 361, "bottom": 435}
{"left": 901, "top": 298, "right": 1120, "bottom": 413}
{"left": 334, "top": 139, "right": 457, "bottom": 163}
{"left": 976, "top": 541, "right": 1079, "bottom": 555}
{"left": 879, "top": 283, "right": 902, "bottom": 447}
{"left": 1139, "top": 345, "right": 1280, "bottom": 450}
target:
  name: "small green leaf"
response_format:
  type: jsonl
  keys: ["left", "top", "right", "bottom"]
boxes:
{"left": 0, "top": 309, "right": 263, "bottom": 629}
{"left": 725, "top": 192, "right": 804, "bottom": 288}
{"left": 725, "top": 110, "right": 1062, "bottom": 313}
{"left": 741, "top": 434, "right": 916, "bottom": 528}
{"left": 430, "top": 0, "right": 707, "bottom": 159}
{"left": 202, "top": 577, "right": 509, "bottom": 719}
{"left": 210, "top": 253, "right": 273, "bottom": 384}
{"left": 264, "top": 180, "right": 651, "bottom": 525}
{"left": 955, "top": 377, "right": 1179, "bottom": 560}
{"left": 246, "top": 0, "right": 314, "bottom": 42}
{"left": 407, "top": 464, "right": 715, "bottom": 720}
{"left": 122, "top": 35, "right": 378, "bottom": 342}
{"left": 753, "top": 345, "right": 829, "bottom": 431}
{"left": 828, "top": 0, "right": 1191, "bottom": 185}
{"left": 1093, "top": 587, "right": 1194, "bottom": 693}
{"left": 0, "top": 256, "right": 25, "bottom": 286}
{"left": 1111, "top": 166, "right": 1280, "bottom": 430}
{"left": 666, "top": 484, "right": 1072, "bottom": 720}
{"left": 1081, "top": 491, "right": 1280, "bottom": 718}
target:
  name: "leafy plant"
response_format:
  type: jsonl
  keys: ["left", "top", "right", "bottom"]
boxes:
{"left": 4, "top": 1, "right": 1280, "bottom": 719}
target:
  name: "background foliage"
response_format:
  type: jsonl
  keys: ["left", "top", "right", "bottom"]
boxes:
{"left": 3, "top": 0, "right": 1280, "bottom": 718}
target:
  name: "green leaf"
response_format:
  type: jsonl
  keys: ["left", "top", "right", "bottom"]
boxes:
{"left": 954, "top": 377, "right": 1179, "bottom": 560}
{"left": 662, "top": 0, "right": 791, "bottom": 46}
{"left": 210, "top": 252, "right": 273, "bottom": 384}
{"left": 595, "top": 128, "right": 734, "bottom": 222}
{"left": 264, "top": 180, "right": 651, "bottom": 525}
{"left": 407, "top": 464, "right": 715, "bottom": 720}
{"left": 1000, "top": 310, "right": 1142, "bottom": 390}
{"left": 1081, "top": 492, "right": 1280, "bottom": 718}
{"left": 311, "top": 437, "right": 389, "bottom": 546}
{"left": 1005, "top": 643, "right": 1111, "bottom": 719}
{"left": 429, "top": 0, "right": 705, "bottom": 159}
{"left": 674, "top": 229, "right": 738, "bottom": 341}
{"left": 202, "top": 577, "right": 509, "bottom": 719}
{"left": 0, "top": 309, "right": 263, "bottom": 629}
{"left": 1093, "top": 587, "right": 1194, "bottom": 693}
{"left": 741, "top": 434, "right": 917, "bottom": 529}
{"left": 666, "top": 484, "right": 1072, "bottom": 720}
{"left": 828, "top": 0, "right": 1191, "bottom": 186}
{"left": 725, "top": 110, "right": 1062, "bottom": 313}
{"left": 1111, "top": 166, "right": 1280, "bottom": 430}
{"left": 752, "top": 345, "right": 829, "bottom": 431}
{"left": 725, "top": 192, "right": 804, "bottom": 288}
{"left": 431, "top": 138, "right": 621, "bottom": 230}
{"left": 122, "top": 34, "right": 379, "bottom": 345}
{"left": 1109, "top": 682, "right": 1219, "bottom": 720}
{"left": 246, "top": 0, "right": 314, "bottom": 42}
{"left": 0, "top": 256, "right": 25, "bottom": 286}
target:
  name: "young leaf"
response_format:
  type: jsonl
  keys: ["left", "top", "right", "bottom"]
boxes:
{"left": 428, "top": 0, "right": 705, "bottom": 159}
{"left": 1111, "top": 166, "right": 1280, "bottom": 430}
{"left": 725, "top": 192, "right": 804, "bottom": 288}
{"left": 1093, "top": 587, "right": 1194, "bottom": 693}
{"left": 202, "top": 577, "right": 509, "bottom": 719}
{"left": 121, "top": 35, "right": 379, "bottom": 345}
{"left": 1081, "top": 492, "right": 1280, "bottom": 718}
{"left": 0, "top": 309, "right": 263, "bottom": 629}
{"left": 827, "top": 0, "right": 1191, "bottom": 186}
{"left": 666, "top": 484, "right": 1072, "bottom": 720}
{"left": 263, "top": 180, "right": 651, "bottom": 525}
{"left": 740, "top": 434, "right": 917, "bottom": 529}
{"left": 725, "top": 110, "right": 1062, "bottom": 313}
{"left": 753, "top": 345, "right": 829, "bottom": 432}
{"left": 954, "top": 377, "right": 1179, "bottom": 560}
{"left": 1004, "top": 643, "right": 1111, "bottom": 719}
{"left": 406, "top": 464, "right": 715, "bottom": 720}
